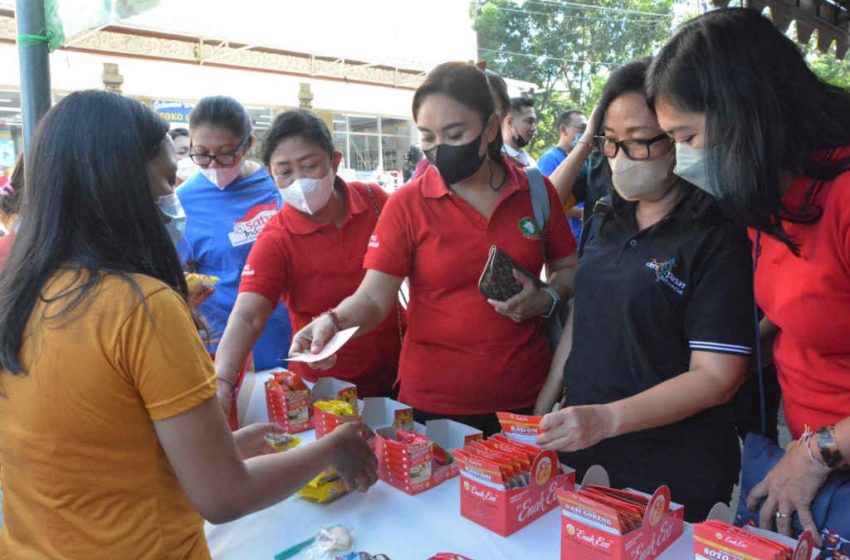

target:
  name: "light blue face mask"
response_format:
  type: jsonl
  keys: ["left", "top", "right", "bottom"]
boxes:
{"left": 673, "top": 144, "right": 715, "bottom": 196}
{"left": 156, "top": 192, "right": 187, "bottom": 245}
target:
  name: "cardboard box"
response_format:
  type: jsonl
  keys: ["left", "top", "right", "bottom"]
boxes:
{"left": 457, "top": 438, "right": 576, "bottom": 537}
{"left": 557, "top": 467, "right": 684, "bottom": 560}
{"left": 361, "top": 396, "right": 415, "bottom": 433}
{"left": 264, "top": 370, "right": 312, "bottom": 433}
{"left": 374, "top": 418, "right": 482, "bottom": 496}
{"left": 693, "top": 504, "right": 818, "bottom": 560}
{"left": 311, "top": 377, "right": 359, "bottom": 439}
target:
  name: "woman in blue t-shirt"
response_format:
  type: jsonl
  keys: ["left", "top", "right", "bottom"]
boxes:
{"left": 176, "top": 96, "right": 292, "bottom": 417}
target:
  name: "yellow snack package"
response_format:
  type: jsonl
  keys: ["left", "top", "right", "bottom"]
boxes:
{"left": 298, "top": 470, "right": 349, "bottom": 504}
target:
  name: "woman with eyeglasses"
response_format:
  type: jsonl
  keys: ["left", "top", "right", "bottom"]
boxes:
{"left": 533, "top": 59, "right": 754, "bottom": 521}
{"left": 648, "top": 9, "right": 850, "bottom": 547}
{"left": 177, "top": 96, "right": 292, "bottom": 419}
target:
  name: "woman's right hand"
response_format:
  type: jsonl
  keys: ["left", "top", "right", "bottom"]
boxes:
{"left": 288, "top": 314, "right": 339, "bottom": 370}
{"left": 325, "top": 422, "right": 378, "bottom": 493}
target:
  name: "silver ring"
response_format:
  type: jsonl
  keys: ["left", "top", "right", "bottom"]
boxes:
{"left": 775, "top": 511, "right": 790, "bottom": 519}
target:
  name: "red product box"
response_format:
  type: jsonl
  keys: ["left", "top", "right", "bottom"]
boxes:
{"left": 456, "top": 438, "right": 576, "bottom": 537}
{"left": 311, "top": 377, "right": 360, "bottom": 439}
{"left": 264, "top": 370, "right": 312, "bottom": 433}
{"left": 557, "top": 470, "right": 684, "bottom": 560}
{"left": 374, "top": 418, "right": 482, "bottom": 496}
{"left": 693, "top": 519, "right": 816, "bottom": 560}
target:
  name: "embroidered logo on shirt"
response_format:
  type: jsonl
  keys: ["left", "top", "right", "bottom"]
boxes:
{"left": 645, "top": 258, "right": 687, "bottom": 295}
{"left": 368, "top": 233, "right": 380, "bottom": 249}
{"left": 242, "top": 264, "right": 255, "bottom": 277}
{"left": 518, "top": 217, "right": 541, "bottom": 239}
{"left": 228, "top": 202, "right": 278, "bottom": 247}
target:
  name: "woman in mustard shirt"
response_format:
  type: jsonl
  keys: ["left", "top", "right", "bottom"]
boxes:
{"left": 0, "top": 91, "right": 376, "bottom": 559}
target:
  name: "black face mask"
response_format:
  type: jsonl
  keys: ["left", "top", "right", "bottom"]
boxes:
{"left": 512, "top": 128, "right": 530, "bottom": 149}
{"left": 424, "top": 133, "right": 486, "bottom": 185}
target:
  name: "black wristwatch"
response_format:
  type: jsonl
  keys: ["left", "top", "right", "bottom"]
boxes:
{"left": 540, "top": 285, "right": 561, "bottom": 318}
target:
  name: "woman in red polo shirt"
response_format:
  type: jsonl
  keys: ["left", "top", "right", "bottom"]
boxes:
{"left": 291, "top": 62, "right": 577, "bottom": 435}
{"left": 648, "top": 8, "right": 850, "bottom": 547}
{"left": 214, "top": 109, "right": 401, "bottom": 400}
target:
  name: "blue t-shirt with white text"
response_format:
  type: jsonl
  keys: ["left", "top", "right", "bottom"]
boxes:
{"left": 177, "top": 168, "right": 291, "bottom": 370}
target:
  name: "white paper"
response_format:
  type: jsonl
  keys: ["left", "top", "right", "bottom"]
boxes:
{"left": 287, "top": 326, "right": 359, "bottom": 363}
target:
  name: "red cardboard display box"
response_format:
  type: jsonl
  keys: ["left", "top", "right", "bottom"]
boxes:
{"left": 557, "top": 467, "right": 684, "bottom": 560}
{"left": 264, "top": 370, "right": 312, "bottom": 433}
{"left": 311, "top": 377, "right": 359, "bottom": 439}
{"left": 456, "top": 435, "right": 576, "bottom": 537}
{"left": 693, "top": 521, "right": 815, "bottom": 560}
{"left": 374, "top": 419, "right": 482, "bottom": 495}
{"left": 693, "top": 503, "right": 818, "bottom": 560}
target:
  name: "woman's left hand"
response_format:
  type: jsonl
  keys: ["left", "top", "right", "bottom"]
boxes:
{"left": 488, "top": 269, "right": 551, "bottom": 323}
{"left": 745, "top": 437, "right": 830, "bottom": 544}
{"left": 535, "top": 404, "right": 616, "bottom": 452}
{"left": 232, "top": 423, "right": 285, "bottom": 460}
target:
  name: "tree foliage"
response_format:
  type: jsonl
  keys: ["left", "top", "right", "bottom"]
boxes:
{"left": 472, "top": 0, "right": 675, "bottom": 154}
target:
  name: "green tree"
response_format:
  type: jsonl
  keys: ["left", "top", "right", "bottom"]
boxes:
{"left": 472, "top": 0, "right": 676, "bottom": 155}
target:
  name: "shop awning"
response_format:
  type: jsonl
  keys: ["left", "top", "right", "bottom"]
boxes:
{"left": 711, "top": 0, "right": 850, "bottom": 58}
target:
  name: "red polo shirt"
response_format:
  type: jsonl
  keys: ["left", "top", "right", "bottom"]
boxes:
{"left": 364, "top": 160, "right": 576, "bottom": 415}
{"left": 753, "top": 147, "right": 850, "bottom": 438}
{"left": 240, "top": 178, "right": 400, "bottom": 397}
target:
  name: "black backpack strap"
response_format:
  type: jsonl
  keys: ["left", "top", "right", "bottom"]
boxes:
{"left": 578, "top": 196, "right": 611, "bottom": 257}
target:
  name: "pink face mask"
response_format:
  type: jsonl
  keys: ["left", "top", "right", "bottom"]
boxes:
{"left": 201, "top": 164, "right": 241, "bottom": 190}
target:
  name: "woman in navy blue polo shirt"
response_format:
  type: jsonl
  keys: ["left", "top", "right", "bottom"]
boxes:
{"left": 535, "top": 59, "right": 754, "bottom": 521}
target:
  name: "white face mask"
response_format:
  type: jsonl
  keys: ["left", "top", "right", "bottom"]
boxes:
{"left": 609, "top": 150, "right": 675, "bottom": 202}
{"left": 673, "top": 144, "right": 715, "bottom": 196}
{"left": 156, "top": 192, "right": 187, "bottom": 245}
{"left": 279, "top": 170, "right": 335, "bottom": 215}
{"left": 176, "top": 157, "right": 199, "bottom": 184}
{"left": 201, "top": 164, "right": 242, "bottom": 190}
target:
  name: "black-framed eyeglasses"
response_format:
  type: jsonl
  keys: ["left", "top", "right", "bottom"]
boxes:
{"left": 594, "top": 133, "right": 670, "bottom": 161}
{"left": 189, "top": 137, "right": 248, "bottom": 167}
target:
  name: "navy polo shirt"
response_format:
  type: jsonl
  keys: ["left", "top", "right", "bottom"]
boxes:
{"left": 562, "top": 204, "right": 754, "bottom": 519}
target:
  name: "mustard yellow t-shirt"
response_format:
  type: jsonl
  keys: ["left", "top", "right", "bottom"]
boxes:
{"left": 0, "top": 269, "right": 216, "bottom": 559}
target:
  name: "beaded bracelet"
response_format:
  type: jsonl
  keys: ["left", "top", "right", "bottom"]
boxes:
{"left": 322, "top": 308, "right": 344, "bottom": 331}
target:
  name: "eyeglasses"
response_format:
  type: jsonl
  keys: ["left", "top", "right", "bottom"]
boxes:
{"left": 595, "top": 133, "right": 670, "bottom": 161}
{"left": 189, "top": 137, "right": 248, "bottom": 167}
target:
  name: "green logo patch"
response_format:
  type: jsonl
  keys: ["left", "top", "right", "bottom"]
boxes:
{"left": 518, "top": 217, "right": 540, "bottom": 239}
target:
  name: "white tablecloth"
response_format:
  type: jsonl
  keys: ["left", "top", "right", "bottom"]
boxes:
{"left": 205, "top": 370, "right": 696, "bottom": 560}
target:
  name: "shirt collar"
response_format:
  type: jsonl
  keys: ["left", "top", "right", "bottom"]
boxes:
{"left": 421, "top": 155, "right": 528, "bottom": 200}
{"left": 283, "top": 177, "right": 367, "bottom": 235}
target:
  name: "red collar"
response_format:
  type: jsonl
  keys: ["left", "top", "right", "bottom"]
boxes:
{"left": 420, "top": 155, "right": 529, "bottom": 200}
{"left": 283, "top": 177, "right": 371, "bottom": 235}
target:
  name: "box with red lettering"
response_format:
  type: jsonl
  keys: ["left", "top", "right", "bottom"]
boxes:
{"left": 455, "top": 432, "right": 576, "bottom": 537}
{"left": 557, "top": 467, "right": 684, "bottom": 560}
{"left": 373, "top": 418, "right": 482, "bottom": 496}
{"left": 311, "top": 377, "right": 360, "bottom": 438}
{"left": 693, "top": 520, "right": 816, "bottom": 560}
{"left": 264, "top": 370, "right": 312, "bottom": 433}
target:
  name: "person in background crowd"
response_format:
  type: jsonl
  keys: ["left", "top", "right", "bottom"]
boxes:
{"left": 501, "top": 97, "right": 537, "bottom": 168}
{"left": 215, "top": 109, "right": 401, "bottom": 413}
{"left": 0, "top": 155, "right": 22, "bottom": 269}
{"left": 291, "top": 62, "right": 577, "bottom": 436}
{"left": 648, "top": 8, "right": 850, "bottom": 546}
{"left": 538, "top": 110, "right": 587, "bottom": 176}
{"left": 177, "top": 96, "right": 292, "bottom": 377}
{"left": 0, "top": 90, "right": 376, "bottom": 558}
{"left": 403, "top": 144, "right": 423, "bottom": 183}
{"left": 538, "top": 110, "right": 590, "bottom": 238}
{"left": 170, "top": 127, "right": 191, "bottom": 160}
{"left": 536, "top": 59, "right": 754, "bottom": 521}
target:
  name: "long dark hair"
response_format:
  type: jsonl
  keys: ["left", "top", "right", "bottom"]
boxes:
{"left": 0, "top": 90, "right": 187, "bottom": 374}
{"left": 412, "top": 62, "right": 503, "bottom": 161}
{"left": 593, "top": 58, "right": 716, "bottom": 225}
{"left": 262, "top": 109, "right": 334, "bottom": 167}
{"left": 646, "top": 8, "right": 850, "bottom": 250}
